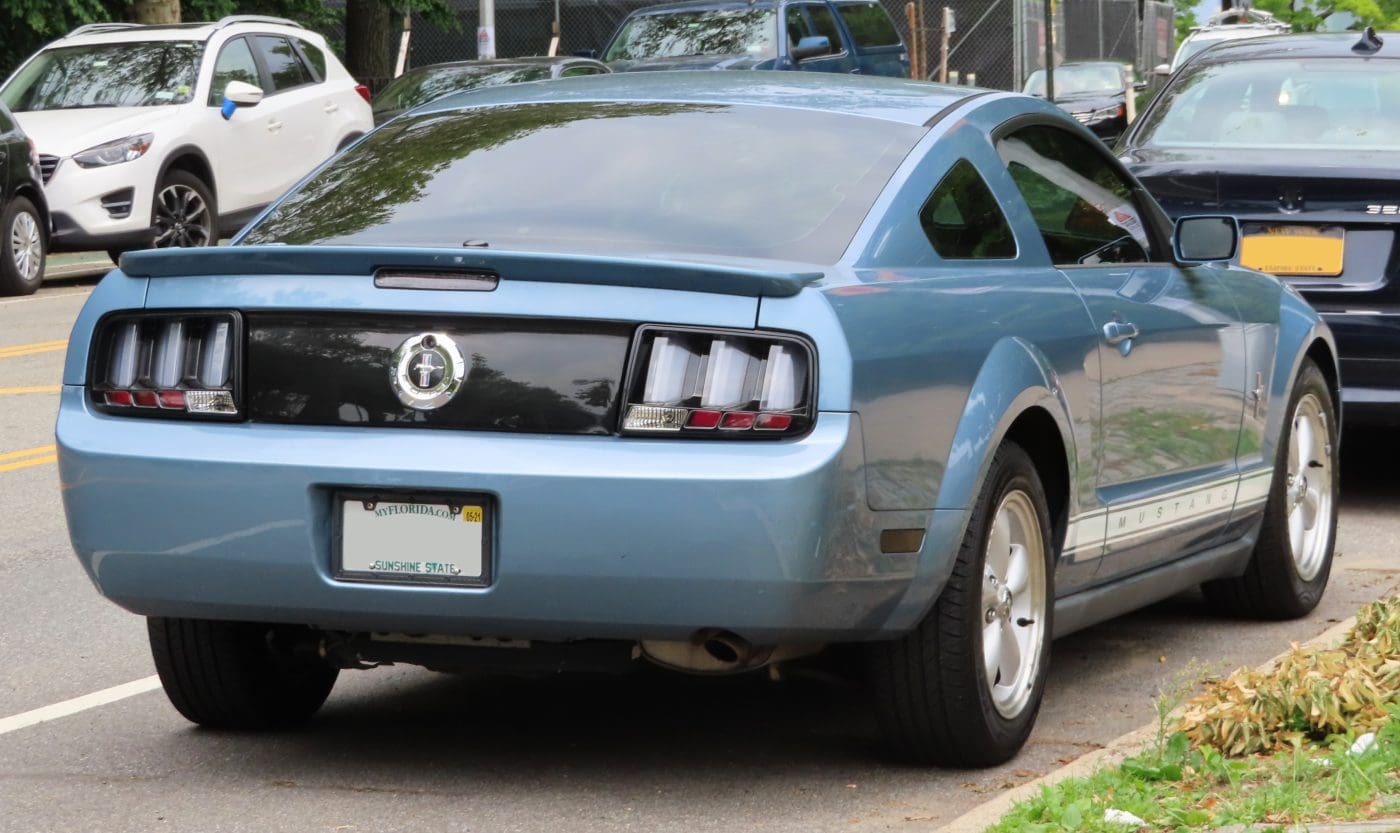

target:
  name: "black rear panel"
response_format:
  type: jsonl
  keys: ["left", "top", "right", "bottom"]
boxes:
{"left": 246, "top": 313, "right": 632, "bottom": 434}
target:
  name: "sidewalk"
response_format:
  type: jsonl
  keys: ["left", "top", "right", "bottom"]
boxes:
{"left": 45, "top": 251, "right": 113, "bottom": 280}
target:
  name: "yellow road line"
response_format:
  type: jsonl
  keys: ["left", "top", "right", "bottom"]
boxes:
{"left": 0, "top": 454, "right": 57, "bottom": 473}
{"left": 0, "top": 444, "right": 56, "bottom": 462}
{"left": 0, "top": 340, "right": 68, "bottom": 360}
{"left": 0, "top": 385, "right": 61, "bottom": 395}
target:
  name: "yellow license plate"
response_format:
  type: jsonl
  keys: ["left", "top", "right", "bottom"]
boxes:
{"left": 1239, "top": 225, "right": 1345, "bottom": 277}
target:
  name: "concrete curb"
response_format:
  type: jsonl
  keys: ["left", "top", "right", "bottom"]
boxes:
{"left": 1213, "top": 821, "right": 1400, "bottom": 833}
{"left": 938, "top": 614, "right": 1362, "bottom": 833}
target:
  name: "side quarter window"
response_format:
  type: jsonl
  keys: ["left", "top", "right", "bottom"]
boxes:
{"left": 995, "top": 124, "right": 1154, "bottom": 266}
{"left": 295, "top": 38, "right": 328, "bottom": 82}
{"left": 807, "top": 5, "right": 848, "bottom": 52}
{"left": 208, "top": 37, "right": 260, "bottom": 106}
{"left": 254, "top": 35, "right": 314, "bottom": 93}
{"left": 921, "top": 159, "right": 1017, "bottom": 259}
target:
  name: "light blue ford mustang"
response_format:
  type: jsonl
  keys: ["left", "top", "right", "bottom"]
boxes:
{"left": 58, "top": 72, "right": 1339, "bottom": 766}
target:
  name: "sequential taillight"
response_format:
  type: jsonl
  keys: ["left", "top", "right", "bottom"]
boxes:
{"left": 620, "top": 327, "right": 814, "bottom": 438}
{"left": 91, "top": 312, "right": 240, "bottom": 418}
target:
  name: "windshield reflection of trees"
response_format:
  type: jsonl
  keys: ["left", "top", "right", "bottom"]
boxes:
{"left": 15, "top": 43, "right": 202, "bottom": 109}
{"left": 243, "top": 102, "right": 710, "bottom": 246}
{"left": 247, "top": 321, "right": 620, "bottom": 433}
{"left": 386, "top": 66, "right": 549, "bottom": 111}
{"left": 607, "top": 10, "right": 777, "bottom": 61}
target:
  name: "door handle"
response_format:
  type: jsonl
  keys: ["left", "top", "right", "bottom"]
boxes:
{"left": 267, "top": 119, "right": 283, "bottom": 132}
{"left": 1102, "top": 320, "right": 1140, "bottom": 346}
{"left": 324, "top": 102, "right": 339, "bottom": 114}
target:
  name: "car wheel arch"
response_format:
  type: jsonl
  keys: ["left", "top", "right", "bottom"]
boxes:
{"left": 10, "top": 184, "right": 49, "bottom": 242}
{"left": 157, "top": 147, "right": 218, "bottom": 205}
{"left": 934, "top": 337, "right": 1080, "bottom": 533}
{"left": 335, "top": 132, "right": 364, "bottom": 153}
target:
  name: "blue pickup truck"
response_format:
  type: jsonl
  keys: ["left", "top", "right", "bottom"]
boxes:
{"left": 601, "top": 0, "right": 910, "bottom": 77}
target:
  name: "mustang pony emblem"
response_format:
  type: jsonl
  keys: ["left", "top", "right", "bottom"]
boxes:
{"left": 391, "top": 332, "right": 465, "bottom": 410}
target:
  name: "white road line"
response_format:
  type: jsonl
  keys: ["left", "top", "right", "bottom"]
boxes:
{"left": 0, "top": 675, "right": 160, "bottom": 737}
{"left": 0, "top": 289, "right": 94, "bottom": 307}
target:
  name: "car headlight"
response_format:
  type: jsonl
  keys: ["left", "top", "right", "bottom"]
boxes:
{"left": 73, "top": 134, "right": 154, "bottom": 168}
{"left": 1089, "top": 105, "right": 1125, "bottom": 123}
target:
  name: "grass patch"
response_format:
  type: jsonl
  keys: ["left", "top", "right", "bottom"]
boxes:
{"left": 985, "top": 598, "right": 1400, "bottom": 832}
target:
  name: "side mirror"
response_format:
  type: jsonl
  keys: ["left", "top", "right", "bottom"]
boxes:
{"left": 792, "top": 35, "right": 832, "bottom": 61}
{"left": 1153, "top": 63, "right": 1171, "bottom": 76}
{"left": 1174, "top": 216, "right": 1239, "bottom": 263}
{"left": 220, "top": 80, "right": 264, "bottom": 120}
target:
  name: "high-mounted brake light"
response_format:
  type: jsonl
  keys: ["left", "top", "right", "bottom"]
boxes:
{"left": 620, "top": 327, "right": 815, "bottom": 438}
{"left": 90, "top": 312, "right": 240, "bottom": 418}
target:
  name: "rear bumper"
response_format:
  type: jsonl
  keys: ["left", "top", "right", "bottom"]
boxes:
{"left": 1320, "top": 311, "right": 1400, "bottom": 422}
{"left": 57, "top": 388, "right": 951, "bottom": 643}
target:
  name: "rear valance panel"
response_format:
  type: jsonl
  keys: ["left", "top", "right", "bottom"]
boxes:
{"left": 246, "top": 313, "right": 632, "bottom": 435}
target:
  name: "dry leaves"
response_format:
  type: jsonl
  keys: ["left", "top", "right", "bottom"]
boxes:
{"left": 1176, "top": 597, "right": 1400, "bottom": 756}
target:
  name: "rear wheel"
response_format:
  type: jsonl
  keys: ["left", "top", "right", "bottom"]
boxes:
{"left": 0, "top": 196, "right": 45, "bottom": 296}
{"left": 868, "top": 442, "right": 1054, "bottom": 766}
{"left": 1203, "top": 359, "right": 1337, "bottom": 619}
{"left": 148, "top": 617, "right": 338, "bottom": 729}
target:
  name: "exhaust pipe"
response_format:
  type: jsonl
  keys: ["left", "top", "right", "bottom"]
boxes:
{"left": 640, "top": 629, "right": 802, "bottom": 675}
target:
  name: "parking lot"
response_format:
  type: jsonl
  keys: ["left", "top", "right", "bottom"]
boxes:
{"left": 2, "top": 271, "right": 1397, "bottom": 832}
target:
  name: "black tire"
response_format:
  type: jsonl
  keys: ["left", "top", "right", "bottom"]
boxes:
{"left": 148, "top": 617, "right": 338, "bottom": 729}
{"left": 106, "top": 248, "right": 129, "bottom": 266}
{"left": 1202, "top": 359, "right": 1338, "bottom": 619}
{"left": 0, "top": 196, "right": 45, "bottom": 296}
{"left": 151, "top": 169, "right": 217, "bottom": 249}
{"left": 868, "top": 442, "right": 1055, "bottom": 767}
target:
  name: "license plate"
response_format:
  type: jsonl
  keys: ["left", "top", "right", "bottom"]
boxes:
{"left": 334, "top": 493, "right": 490, "bottom": 586}
{"left": 1239, "top": 225, "right": 1345, "bottom": 277}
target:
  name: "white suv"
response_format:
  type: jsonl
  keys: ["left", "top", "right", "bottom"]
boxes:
{"left": 0, "top": 16, "right": 372, "bottom": 262}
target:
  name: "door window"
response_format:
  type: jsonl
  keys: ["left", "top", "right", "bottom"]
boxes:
{"left": 996, "top": 124, "right": 1153, "bottom": 266}
{"left": 295, "top": 38, "right": 328, "bottom": 82}
{"left": 806, "top": 5, "right": 847, "bottom": 52}
{"left": 209, "top": 37, "right": 260, "bottom": 106}
{"left": 920, "top": 159, "right": 1016, "bottom": 259}
{"left": 836, "top": 2, "right": 901, "bottom": 48}
{"left": 786, "top": 5, "right": 814, "bottom": 44}
{"left": 254, "top": 36, "right": 314, "bottom": 93}
{"left": 560, "top": 65, "right": 605, "bottom": 77}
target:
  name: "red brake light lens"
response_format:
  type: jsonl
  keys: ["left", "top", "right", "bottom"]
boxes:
{"left": 620, "top": 327, "right": 814, "bottom": 438}
{"left": 354, "top": 84, "right": 372, "bottom": 105}
{"left": 91, "top": 312, "right": 240, "bottom": 419}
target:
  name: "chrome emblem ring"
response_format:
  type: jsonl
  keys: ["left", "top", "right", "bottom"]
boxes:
{"left": 391, "top": 332, "right": 466, "bottom": 410}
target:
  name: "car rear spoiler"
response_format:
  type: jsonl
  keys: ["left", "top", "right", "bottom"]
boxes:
{"left": 117, "top": 246, "right": 825, "bottom": 299}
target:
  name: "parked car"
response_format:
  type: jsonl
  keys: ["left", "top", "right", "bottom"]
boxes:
{"left": 0, "top": 15, "right": 372, "bottom": 266}
{"left": 60, "top": 71, "right": 1338, "bottom": 767}
{"left": 1161, "top": 7, "right": 1291, "bottom": 74}
{"left": 0, "top": 100, "right": 49, "bottom": 296}
{"left": 600, "top": 0, "right": 909, "bottom": 77}
{"left": 1022, "top": 61, "right": 1134, "bottom": 143}
{"left": 372, "top": 56, "right": 610, "bottom": 125}
{"left": 1122, "top": 29, "right": 1398, "bottom": 424}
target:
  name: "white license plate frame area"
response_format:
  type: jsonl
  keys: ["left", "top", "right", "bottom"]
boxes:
{"left": 333, "top": 492, "right": 492, "bottom": 587}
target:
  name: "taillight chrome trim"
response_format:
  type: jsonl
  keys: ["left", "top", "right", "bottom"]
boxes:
{"left": 618, "top": 324, "right": 818, "bottom": 440}
{"left": 87, "top": 310, "right": 244, "bottom": 421}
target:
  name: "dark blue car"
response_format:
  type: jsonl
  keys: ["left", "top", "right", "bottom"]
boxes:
{"left": 602, "top": 0, "right": 909, "bottom": 77}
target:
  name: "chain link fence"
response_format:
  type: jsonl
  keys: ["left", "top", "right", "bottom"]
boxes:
{"left": 371, "top": 0, "right": 1167, "bottom": 95}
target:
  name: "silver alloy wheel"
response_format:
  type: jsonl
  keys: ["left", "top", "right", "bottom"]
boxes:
{"left": 1286, "top": 393, "right": 1333, "bottom": 581}
{"left": 981, "top": 489, "right": 1048, "bottom": 719}
{"left": 153, "top": 184, "right": 212, "bottom": 248}
{"left": 10, "top": 209, "right": 42, "bottom": 282}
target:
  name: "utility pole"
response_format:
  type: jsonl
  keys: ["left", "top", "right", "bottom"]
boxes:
{"left": 1043, "top": 0, "right": 1055, "bottom": 100}
{"left": 479, "top": 0, "right": 497, "bottom": 59}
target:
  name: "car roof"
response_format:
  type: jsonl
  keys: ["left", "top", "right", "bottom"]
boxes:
{"left": 52, "top": 18, "right": 315, "bottom": 47}
{"left": 404, "top": 56, "right": 600, "bottom": 74}
{"left": 1186, "top": 30, "right": 1398, "bottom": 63}
{"left": 415, "top": 70, "right": 977, "bottom": 127}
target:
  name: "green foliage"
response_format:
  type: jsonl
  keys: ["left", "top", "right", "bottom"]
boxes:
{"left": 1251, "top": 0, "right": 1400, "bottom": 31}
{"left": 1172, "top": 0, "right": 1197, "bottom": 46}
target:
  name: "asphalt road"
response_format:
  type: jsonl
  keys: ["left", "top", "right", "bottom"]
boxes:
{"left": 1, "top": 269, "right": 1397, "bottom": 833}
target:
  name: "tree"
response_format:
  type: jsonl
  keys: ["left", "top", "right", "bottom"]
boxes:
{"left": 1172, "top": 0, "right": 1198, "bottom": 45}
{"left": 1251, "top": 0, "right": 1400, "bottom": 29}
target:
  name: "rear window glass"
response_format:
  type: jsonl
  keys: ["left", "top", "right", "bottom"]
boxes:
{"left": 240, "top": 101, "right": 922, "bottom": 264}
{"left": 373, "top": 65, "right": 549, "bottom": 117}
{"left": 1138, "top": 58, "right": 1400, "bottom": 152}
{"left": 835, "top": 3, "right": 901, "bottom": 48}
